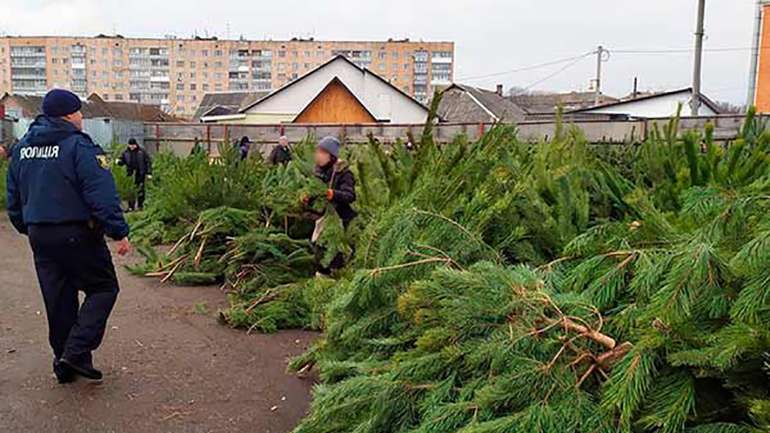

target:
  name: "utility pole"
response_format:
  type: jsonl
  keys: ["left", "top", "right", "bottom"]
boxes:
{"left": 691, "top": 0, "right": 706, "bottom": 116}
{"left": 748, "top": 1, "right": 766, "bottom": 107}
{"left": 593, "top": 46, "right": 611, "bottom": 105}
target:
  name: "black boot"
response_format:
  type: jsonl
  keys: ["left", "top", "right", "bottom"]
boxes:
{"left": 60, "top": 354, "right": 103, "bottom": 381}
{"left": 53, "top": 358, "right": 76, "bottom": 384}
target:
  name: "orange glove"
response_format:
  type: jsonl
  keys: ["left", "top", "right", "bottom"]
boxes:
{"left": 326, "top": 189, "right": 334, "bottom": 201}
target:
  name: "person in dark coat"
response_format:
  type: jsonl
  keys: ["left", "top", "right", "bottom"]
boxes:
{"left": 304, "top": 136, "right": 356, "bottom": 274}
{"left": 269, "top": 135, "right": 293, "bottom": 165}
{"left": 117, "top": 138, "right": 152, "bottom": 211}
{"left": 238, "top": 136, "right": 251, "bottom": 161}
{"left": 6, "top": 88, "right": 131, "bottom": 383}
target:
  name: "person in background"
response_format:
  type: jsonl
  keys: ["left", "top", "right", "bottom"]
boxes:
{"left": 117, "top": 138, "right": 152, "bottom": 212}
{"left": 304, "top": 136, "right": 357, "bottom": 274}
{"left": 238, "top": 136, "right": 251, "bottom": 161}
{"left": 6, "top": 88, "right": 130, "bottom": 383}
{"left": 269, "top": 135, "right": 293, "bottom": 165}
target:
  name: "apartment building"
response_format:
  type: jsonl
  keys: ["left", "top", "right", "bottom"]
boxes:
{"left": 0, "top": 35, "right": 454, "bottom": 117}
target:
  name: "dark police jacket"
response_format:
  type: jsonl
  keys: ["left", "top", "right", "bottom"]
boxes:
{"left": 117, "top": 147, "right": 152, "bottom": 180}
{"left": 6, "top": 115, "right": 129, "bottom": 240}
{"left": 315, "top": 159, "right": 357, "bottom": 225}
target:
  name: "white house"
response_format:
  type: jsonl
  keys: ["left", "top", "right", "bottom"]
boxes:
{"left": 570, "top": 88, "right": 721, "bottom": 119}
{"left": 201, "top": 55, "right": 429, "bottom": 124}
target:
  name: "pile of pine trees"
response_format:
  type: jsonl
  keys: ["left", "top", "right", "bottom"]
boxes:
{"left": 283, "top": 111, "right": 770, "bottom": 433}
{"left": 125, "top": 101, "right": 770, "bottom": 432}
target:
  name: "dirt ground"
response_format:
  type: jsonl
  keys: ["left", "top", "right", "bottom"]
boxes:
{"left": 0, "top": 216, "right": 318, "bottom": 433}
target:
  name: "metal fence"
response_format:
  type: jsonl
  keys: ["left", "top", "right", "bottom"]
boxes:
{"left": 143, "top": 114, "right": 755, "bottom": 156}
{"left": 3, "top": 117, "right": 145, "bottom": 151}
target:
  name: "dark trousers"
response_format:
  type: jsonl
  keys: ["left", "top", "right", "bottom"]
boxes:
{"left": 128, "top": 176, "right": 146, "bottom": 210}
{"left": 28, "top": 224, "right": 119, "bottom": 363}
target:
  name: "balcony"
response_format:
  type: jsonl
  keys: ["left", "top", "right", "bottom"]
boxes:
{"left": 431, "top": 56, "right": 453, "bottom": 64}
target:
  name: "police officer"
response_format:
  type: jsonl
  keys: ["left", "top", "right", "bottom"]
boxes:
{"left": 6, "top": 88, "right": 131, "bottom": 383}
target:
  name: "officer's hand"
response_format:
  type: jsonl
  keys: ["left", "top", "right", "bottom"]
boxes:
{"left": 116, "top": 238, "right": 131, "bottom": 256}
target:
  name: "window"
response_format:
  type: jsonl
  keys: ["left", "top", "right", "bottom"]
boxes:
{"left": 378, "top": 51, "right": 386, "bottom": 60}
{"left": 214, "top": 61, "right": 223, "bottom": 68}
{"left": 278, "top": 50, "right": 286, "bottom": 58}
{"left": 304, "top": 51, "right": 310, "bottom": 57}
{"left": 190, "top": 83, "right": 196, "bottom": 90}
{"left": 214, "top": 49, "right": 223, "bottom": 56}
{"left": 190, "top": 72, "right": 195, "bottom": 79}
{"left": 176, "top": 60, "right": 185, "bottom": 67}
{"left": 202, "top": 83, "right": 209, "bottom": 91}
{"left": 190, "top": 61, "right": 196, "bottom": 68}
{"left": 176, "top": 83, "right": 184, "bottom": 90}
{"left": 202, "top": 49, "right": 209, "bottom": 57}
{"left": 316, "top": 50, "right": 324, "bottom": 57}
{"left": 114, "top": 94, "right": 124, "bottom": 101}
{"left": 176, "top": 95, "right": 185, "bottom": 102}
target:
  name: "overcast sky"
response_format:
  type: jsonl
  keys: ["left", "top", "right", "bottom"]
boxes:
{"left": 0, "top": 0, "right": 757, "bottom": 104}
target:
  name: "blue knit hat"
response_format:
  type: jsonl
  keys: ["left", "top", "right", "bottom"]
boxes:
{"left": 42, "top": 89, "right": 82, "bottom": 117}
{"left": 318, "top": 136, "right": 340, "bottom": 158}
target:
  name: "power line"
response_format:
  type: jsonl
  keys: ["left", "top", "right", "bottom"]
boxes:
{"left": 514, "top": 55, "right": 590, "bottom": 94}
{"left": 457, "top": 52, "right": 594, "bottom": 81}
{"left": 613, "top": 46, "right": 757, "bottom": 54}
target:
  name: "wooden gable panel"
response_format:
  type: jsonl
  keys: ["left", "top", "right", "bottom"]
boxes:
{"left": 294, "top": 78, "right": 377, "bottom": 124}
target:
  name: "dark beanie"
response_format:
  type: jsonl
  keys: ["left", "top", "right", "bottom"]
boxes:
{"left": 42, "top": 89, "right": 82, "bottom": 117}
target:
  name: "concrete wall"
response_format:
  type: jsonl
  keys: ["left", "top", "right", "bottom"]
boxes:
{"left": 144, "top": 114, "right": 756, "bottom": 157}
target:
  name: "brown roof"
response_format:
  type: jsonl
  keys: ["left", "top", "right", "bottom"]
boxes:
{"left": 87, "top": 94, "right": 176, "bottom": 122}
{"left": 0, "top": 92, "right": 174, "bottom": 121}
{"left": 438, "top": 84, "right": 526, "bottom": 123}
{"left": 193, "top": 91, "right": 270, "bottom": 120}
{"left": 510, "top": 91, "right": 618, "bottom": 115}
{"left": 0, "top": 93, "right": 44, "bottom": 118}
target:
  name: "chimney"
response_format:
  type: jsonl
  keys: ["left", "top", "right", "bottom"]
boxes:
{"left": 496, "top": 84, "right": 504, "bottom": 97}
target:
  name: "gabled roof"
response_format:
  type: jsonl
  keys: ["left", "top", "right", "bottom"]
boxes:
{"left": 510, "top": 91, "right": 619, "bottom": 115}
{"left": 87, "top": 94, "right": 176, "bottom": 121}
{"left": 193, "top": 91, "right": 270, "bottom": 120}
{"left": 0, "top": 93, "right": 45, "bottom": 117}
{"left": 438, "top": 84, "right": 526, "bottom": 123}
{"left": 239, "top": 54, "right": 429, "bottom": 115}
{"left": 0, "top": 92, "right": 175, "bottom": 121}
{"left": 568, "top": 87, "right": 722, "bottom": 115}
